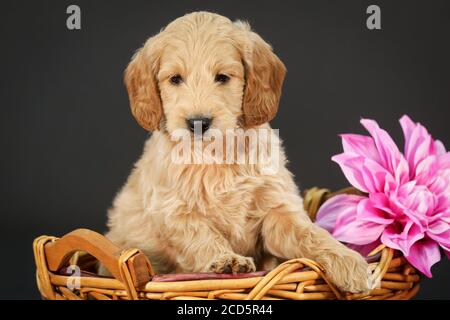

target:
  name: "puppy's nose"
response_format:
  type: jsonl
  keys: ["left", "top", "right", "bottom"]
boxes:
{"left": 187, "top": 117, "right": 212, "bottom": 133}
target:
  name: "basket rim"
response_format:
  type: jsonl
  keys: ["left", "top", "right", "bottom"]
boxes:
{"left": 34, "top": 232, "right": 421, "bottom": 300}
{"left": 32, "top": 186, "right": 422, "bottom": 300}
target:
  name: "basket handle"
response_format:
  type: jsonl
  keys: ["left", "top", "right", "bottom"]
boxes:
{"left": 44, "top": 228, "right": 153, "bottom": 288}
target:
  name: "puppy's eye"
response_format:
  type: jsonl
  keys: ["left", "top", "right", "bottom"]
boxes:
{"left": 215, "top": 74, "right": 230, "bottom": 84}
{"left": 169, "top": 74, "right": 183, "bottom": 85}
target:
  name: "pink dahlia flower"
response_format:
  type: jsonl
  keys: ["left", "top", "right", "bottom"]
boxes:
{"left": 316, "top": 115, "right": 450, "bottom": 277}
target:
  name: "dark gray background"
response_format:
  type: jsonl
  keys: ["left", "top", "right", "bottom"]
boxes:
{"left": 1, "top": 0, "right": 449, "bottom": 299}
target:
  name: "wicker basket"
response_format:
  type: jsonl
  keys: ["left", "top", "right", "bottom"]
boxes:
{"left": 33, "top": 187, "right": 421, "bottom": 300}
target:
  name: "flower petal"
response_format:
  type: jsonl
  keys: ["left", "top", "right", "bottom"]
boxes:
{"left": 369, "top": 192, "right": 398, "bottom": 217}
{"left": 315, "top": 194, "right": 364, "bottom": 232}
{"left": 333, "top": 219, "right": 386, "bottom": 245}
{"left": 361, "top": 118, "right": 409, "bottom": 184}
{"left": 361, "top": 158, "right": 391, "bottom": 193}
{"left": 341, "top": 134, "right": 381, "bottom": 163}
{"left": 435, "top": 140, "right": 447, "bottom": 156}
{"left": 400, "top": 115, "right": 437, "bottom": 179}
{"left": 356, "top": 198, "right": 394, "bottom": 225}
{"left": 380, "top": 221, "right": 424, "bottom": 256}
{"left": 405, "top": 239, "right": 441, "bottom": 278}
{"left": 399, "top": 115, "right": 416, "bottom": 149}
{"left": 438, "top": 151, "right": 450, "bottom": 169}
{"left": 427, "top": 227, "right": 450, "bottom": 253}
{"left": 415, "top": 155, "right": 439, "bottom": 186}
{"left": 316, "top": 195, "right": 386, "bottom": 246}
{"left": 332, "top": 154, "right": 368, "bottom": 192}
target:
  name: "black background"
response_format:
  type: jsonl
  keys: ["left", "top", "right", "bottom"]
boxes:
{"left": 1, "top": 0, "right": 450, "bottom": 299}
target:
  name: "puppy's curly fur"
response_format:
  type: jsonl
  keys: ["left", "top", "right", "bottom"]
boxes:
{"left": 105, "top": 11, "right": 371, "bottom": 293}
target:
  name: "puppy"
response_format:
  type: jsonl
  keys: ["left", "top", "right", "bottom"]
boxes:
{"left": 105, "top": 11, "right": 371, "bottom": 293}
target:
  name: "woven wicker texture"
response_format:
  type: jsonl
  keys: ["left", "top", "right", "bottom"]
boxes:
{"left": 33, "top": 187, "right": 420, "bottom": 300}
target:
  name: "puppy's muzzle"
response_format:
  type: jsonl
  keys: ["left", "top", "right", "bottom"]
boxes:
{"left": 186, "top": 117, "right": 212, "bottom": 134}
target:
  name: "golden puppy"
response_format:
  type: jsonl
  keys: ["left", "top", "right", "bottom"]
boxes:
{"left": 105, "top": 11, "right": 371, "bottom": 293}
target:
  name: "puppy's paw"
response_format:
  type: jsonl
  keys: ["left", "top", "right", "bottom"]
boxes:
{"left": 207, "top": 254, "right": 256, "bottom": 274}
{"left": 320, "top": 249, "right": 372, "bottom": 294}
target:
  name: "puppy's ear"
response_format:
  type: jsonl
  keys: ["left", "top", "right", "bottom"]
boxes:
{"left": 234, "top": 22, "right": 287, "bottom": 128}
{"left": 124, "top": 36, "right": 163, "bottom": 131}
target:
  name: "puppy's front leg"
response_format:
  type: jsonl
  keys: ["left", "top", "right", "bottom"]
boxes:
{"left": 170, "top": 218, "right": 255, "bottom": 274}
{"left": 262, "top": 204, "right": 371, "bottom": 293}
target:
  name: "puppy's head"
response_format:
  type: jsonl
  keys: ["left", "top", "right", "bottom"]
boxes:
{"left": 124, "top": 11, "right": 286, "bottom": 135}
